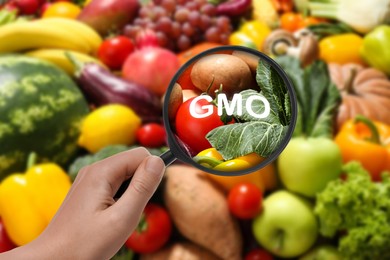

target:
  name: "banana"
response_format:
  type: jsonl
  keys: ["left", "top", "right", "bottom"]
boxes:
{"left": 37, "top": 18, "right": 103, "bottom": 55}
{"left": 0, "top": 21, "right": 91, "bottom": 54}
{"left": 25, "top": 48, "right": 106, "bottom": 76}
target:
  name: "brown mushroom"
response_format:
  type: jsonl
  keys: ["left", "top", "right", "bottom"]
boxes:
{"left": 288, "top": 29, "right": 319, "bottom": 66}
{"left": 263, "top": 29, "right": 319, "bottom": 66}
{"left": 263, "top": 29, "right": 297, "bottom": 56}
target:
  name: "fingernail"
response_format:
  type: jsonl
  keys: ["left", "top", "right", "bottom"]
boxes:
{"left": 145, "top": 156, "right": 165, "bottom": 176}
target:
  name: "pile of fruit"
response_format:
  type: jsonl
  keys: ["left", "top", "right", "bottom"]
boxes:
{"left": 1, "top": 0, "right": 390, "bottom": 259}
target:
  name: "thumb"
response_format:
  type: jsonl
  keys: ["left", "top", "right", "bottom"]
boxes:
{"left": 111, "top": 155, "right": 165, "bottom": 221}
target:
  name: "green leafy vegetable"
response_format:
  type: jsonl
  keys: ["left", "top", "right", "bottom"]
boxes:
{"left": 206, "top": 59, "right": 291, "bottom": 160}
{"left": 275, "top": 56, "right": 340, "bottom": 138}
{"left": 68, "top": 145, "right": 166, "bottom": 180}
{"left": 315, "top": 162, "right": 390, "bottom": 260}
{"left": 308, "top": 22, "right": 355, "bottom": 40}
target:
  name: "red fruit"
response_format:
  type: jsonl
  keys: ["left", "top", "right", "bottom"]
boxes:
{"left": 175, "top": 97, "right": 225, "bottom": 153}
{"left": 136, "top": 123, "right": 166, "bottom": 148}
{"left": 245, "top": 248, "right": 273, "bottom": 260}
{"left": 125, "top": 203, "right": 172, "bottom": 253}
{"left": 0, "top": 219, "right": 15, "bottom": 253}
{"left": 135, "top": 29, "right": 159, "bottom": 49}
{"left": 122, "top": 46, "right": 180, "bottom": 97}
{"left": 14, "top": 0, "right": 40, "bottom": 15}
{"left": 228, "top": 182, "right": 263, "bottom": 219}
{"left": 98, "top": 36, "right": 135, "bottom": 70}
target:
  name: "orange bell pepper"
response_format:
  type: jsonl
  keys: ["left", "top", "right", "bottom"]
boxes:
{"left": 335, "top": 115, "right": 390, "bottom": 182}
{"left": 280, "top": 12, "right": 322, "bottom": 32}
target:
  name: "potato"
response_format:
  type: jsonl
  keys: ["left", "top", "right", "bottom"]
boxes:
{"left": 190, "top": 54, "right": 254, "bottom": 96}
{"left": 232, "top": 50, "right": 260, "bottom": 76}
{"left": 164, "top": 165, "right": 243, "bottom": 260}
{"left": 140, "top": 242, "right": 221, "bottom": 260}
{"left": 168, "top": 83, "right": 183, "bottom": 123}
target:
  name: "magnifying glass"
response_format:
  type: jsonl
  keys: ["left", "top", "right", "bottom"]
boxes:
{"left": 115, "top": 45, "right": 297, "bottom": 196}
{"left": 161, "top": 45, "right": 297, "bottom": 176}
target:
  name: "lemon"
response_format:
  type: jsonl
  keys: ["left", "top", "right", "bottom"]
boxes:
{"left": 78, "top": 104, "right": 141, "bottom": 153}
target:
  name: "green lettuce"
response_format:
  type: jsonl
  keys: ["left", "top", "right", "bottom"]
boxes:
{"left": 315, "top": 162, "right": 390, "bottom": 259}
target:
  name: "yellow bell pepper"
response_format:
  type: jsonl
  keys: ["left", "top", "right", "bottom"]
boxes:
{"left": 229, "top": 20, "right": 271, "bottom": 51}
{"left": 194, "top": 148, "right": 277, "bottom": 192}
{"left": 0, "top": 162, "right": 71, "bottom": 246}
{"left": 319, "top": 33, "right": 365, "bottom": 65}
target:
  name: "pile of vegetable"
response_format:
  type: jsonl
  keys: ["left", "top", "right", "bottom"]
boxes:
{"left": 0, "top": 0, "right": 390, "bottom": 259}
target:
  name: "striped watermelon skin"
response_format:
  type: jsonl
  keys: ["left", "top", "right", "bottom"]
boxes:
{"left": 0, "top": 55, "right": 89, "bottom": 179}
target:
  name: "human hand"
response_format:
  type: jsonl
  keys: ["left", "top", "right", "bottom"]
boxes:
{"left": 2, "top": 147, "right": 165, "bottom": 260}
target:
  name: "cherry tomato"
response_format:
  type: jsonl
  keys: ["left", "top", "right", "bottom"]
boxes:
{"left": 0, "top": 219, "right": 15, "bottom": 253}
{"left": 175, "top": 97, "right": 225, "bottom": 154}
{"left": 136, "top": 123, "right": 166, "bottom": 148}
{"left": 280, "top": 12, "right": 300, "bottom": 32}
{"left": 98, "top": 36, "right": 135, "bottom": 70}
{"left": 245, "top": 248, "right": 273, "bottom": 260}
{"left": 125, "top": 203, "right": 172, "bottom": 254}
{"left": 228, "top": 182, "right": 263, "bottom": 219}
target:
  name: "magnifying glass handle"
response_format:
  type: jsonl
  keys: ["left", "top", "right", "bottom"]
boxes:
{"left": 114, "top": 149, "right": 176, "bottom": 198}
{"left": 160, "top": 149, "right": 176, "bottom": 166}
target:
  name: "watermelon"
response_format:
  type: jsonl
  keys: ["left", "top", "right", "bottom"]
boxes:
{"left": 0, "top": 55, "right": 89, "bottom": 179}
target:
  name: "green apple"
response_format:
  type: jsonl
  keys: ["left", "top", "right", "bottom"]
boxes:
{"left": 252, "top": 190, "right": 318, "bottom": 258}
{"left": 278, "top": 137, "right": 342, "bottom": 197}
{"left": 299, "top": 245, "right": 342, "bottom": 260}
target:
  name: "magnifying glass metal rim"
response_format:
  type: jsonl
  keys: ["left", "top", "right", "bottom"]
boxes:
{"left": 161, "top": 45, "right": 298, "bottom": 177}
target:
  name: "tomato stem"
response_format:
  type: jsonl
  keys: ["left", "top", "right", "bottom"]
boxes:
{"left": 136, "top": 213, "right": 148, "bottom": 233}
{"left": 354, "top": 115, "right": 381, "bottom": 144}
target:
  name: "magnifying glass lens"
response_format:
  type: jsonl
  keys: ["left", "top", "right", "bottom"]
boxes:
{"left": 163, "top": 46, "right": 297, "bottom": 176}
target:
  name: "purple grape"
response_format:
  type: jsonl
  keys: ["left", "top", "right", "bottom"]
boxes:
{"left": 205, "top": 27, "right": 220, "bottom": 42}
{"left": 177, "top": 35, "right": 191, "bottom": 50}
{"left": 174, "top": 8, "right": 190, "bottom": 23}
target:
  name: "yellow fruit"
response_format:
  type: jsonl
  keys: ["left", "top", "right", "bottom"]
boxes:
{"left": 42, "top": 2, "right": 81, "bottom": 19}
{"left": 206, "top": 163, "right": 277, "bottom": 192}
{"left": 78, "top": 104, "right": 141, "bottom": 153}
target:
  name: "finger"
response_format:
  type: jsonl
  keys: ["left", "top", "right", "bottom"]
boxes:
{"left": 111, "top": 155, "right": 165, "bottom": 219}
{"left": 78, "top": 147, "right": 151, "bottom": 196}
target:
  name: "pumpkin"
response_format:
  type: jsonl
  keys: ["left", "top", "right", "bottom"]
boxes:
{"left": 328, "top": 63, "right": 390, "bottom": 130}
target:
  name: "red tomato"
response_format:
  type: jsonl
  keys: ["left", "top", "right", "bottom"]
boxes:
{"left": 98, "top": 36, "right": 135, "bottom": 70}
{"left": 125, "top": 203, "right": 172, "bottom": 254}
{"left": 245, "top": 248, "right": 273, "bottom": 260}
{"left": 228, "top": 183, "right": 263, "bottom": 219}
{"left": 0, "top": 219, "right": 15, "bottom": 253}
{"left": 175, "top": 97, "right": 225, "bottom": 153}
{"left": 136, "top": 123, "right": 166, "bottom": 147}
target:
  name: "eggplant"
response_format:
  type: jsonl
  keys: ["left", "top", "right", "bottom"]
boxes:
{"left": 76, "top": 62, "right": 162, "bottom": 122}
{"left": 77, "top": 0, "right": 139, "bottom": 36}
{"left": 216, "top": 0, "right": 252, "bottom": 16}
